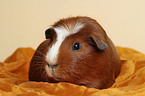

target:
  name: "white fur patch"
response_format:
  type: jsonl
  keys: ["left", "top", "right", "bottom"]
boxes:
{"left": 45, "top": 65, "right": 53, "bottom": 77}
{"left": 45, "top": 22, "right": 84, "bottom": 66}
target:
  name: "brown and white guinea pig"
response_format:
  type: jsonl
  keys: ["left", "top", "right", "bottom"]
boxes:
{"left": 29, "top": 16, "right": 121, "bottom": 89}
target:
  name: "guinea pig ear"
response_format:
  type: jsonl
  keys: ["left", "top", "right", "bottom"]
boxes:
{"left": 90, "top": 35, "right": 108, "bottom": 50}
{"left": 45, "top": 28, "right": 55, "bottom": 40}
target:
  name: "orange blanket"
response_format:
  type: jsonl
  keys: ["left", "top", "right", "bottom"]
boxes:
{"left": 0, "top": 47, "right": 145, "bottom": 95}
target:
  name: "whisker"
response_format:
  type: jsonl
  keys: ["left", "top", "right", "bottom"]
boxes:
{"left": 32, "top": 66, "right": 44, "bottom": 76}
{"left": 30, "top": 49, "right": 50, "bottom": 81}
{"left": 31, "top": 67, "right": 41, "bottom": 77}
{"left": 33, "top": 50, "right": 48, "bottom": 64}
{"left": 41, "top": 68, "right": 47, "bottom": 80}
{"left": 32, "top": 56, "right": 43, "bottom": 59}
{"left": 35, "top": 50, "right": 46, "bottom": 57}
{"left": 31, "top": 64, "right": 43, "bottom": 68}
{"left": 43, "top": 68, "right": 49, "bottom": 81}
{"left": 32, "top": 61, "right": 43, "bottom": 64}
{"left": 32, "top": 65, "right": 42, "bottom": 72}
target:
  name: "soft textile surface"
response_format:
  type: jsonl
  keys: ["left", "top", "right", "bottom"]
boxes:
{"left": 0, "top": 47, "right": 145, "bottom": 96}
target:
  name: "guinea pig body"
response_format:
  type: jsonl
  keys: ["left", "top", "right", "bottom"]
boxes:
{"left": 29, "top": 16, "right": 121, "bottom": 89}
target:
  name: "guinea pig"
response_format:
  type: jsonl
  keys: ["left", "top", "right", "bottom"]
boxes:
{"left": 29, "top": 16, "right": 121, "bottom": 89}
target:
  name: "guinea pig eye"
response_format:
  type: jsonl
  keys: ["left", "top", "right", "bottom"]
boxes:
{"left": 72, "top": 42, "right": 81, "bottom": 51}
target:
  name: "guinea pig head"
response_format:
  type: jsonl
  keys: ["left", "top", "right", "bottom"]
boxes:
{"left": 29, "top": 16, "right": 121, "bottom": 89}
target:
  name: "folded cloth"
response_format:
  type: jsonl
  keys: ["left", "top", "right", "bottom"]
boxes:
{"left": 0, "top": 47, "right": 145, "bottom": 96}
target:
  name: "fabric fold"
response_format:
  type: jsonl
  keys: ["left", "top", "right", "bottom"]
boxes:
{"left": 0, "top": 47, "right": 144, "bottom": 96}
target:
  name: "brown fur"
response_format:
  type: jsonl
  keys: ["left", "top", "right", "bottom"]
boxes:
{"left": 29, "top": 16, "right": 121, "bottom": 89}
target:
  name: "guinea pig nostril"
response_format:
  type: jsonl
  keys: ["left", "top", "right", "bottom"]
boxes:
{"left": 47, "top": 64, "right": 50, "bottom": 67}
{"left": 52, "top": 64, "right": 59, "bottom": 69}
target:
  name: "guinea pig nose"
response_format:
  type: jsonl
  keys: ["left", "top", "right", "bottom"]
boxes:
{"left": 51, "top": 64, "right": 59, "bottom": 69}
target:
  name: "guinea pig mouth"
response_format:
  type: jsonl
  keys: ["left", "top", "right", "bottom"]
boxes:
{"left": 45, "top": 65, "right": 61, "bottom": 80}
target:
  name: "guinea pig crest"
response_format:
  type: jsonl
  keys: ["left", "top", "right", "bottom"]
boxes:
{"left": 29, "top": 16, "right": 121, "bottom": 89}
